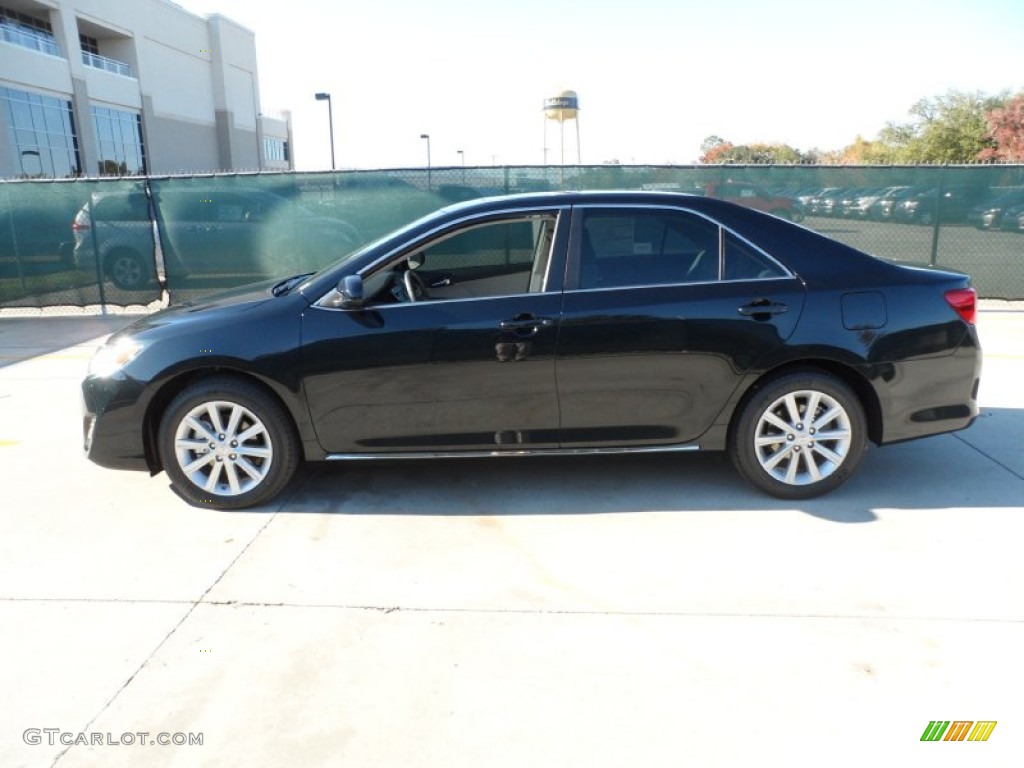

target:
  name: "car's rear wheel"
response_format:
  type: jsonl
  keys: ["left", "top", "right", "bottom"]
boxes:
{"left": 730, "top": 371, "right": 867, "bottom": 499}
{"left": 158, "top": 377, "right": 300, "bottom": 509}
{"left": 106, "top": 249, "right": 150, "bottom": 291}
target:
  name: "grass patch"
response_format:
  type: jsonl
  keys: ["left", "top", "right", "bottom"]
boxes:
{"left": 0, "top": 269, "right": 99, "bottom": 304}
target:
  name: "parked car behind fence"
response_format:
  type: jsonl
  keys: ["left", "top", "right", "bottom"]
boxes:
{"left": 73, "top": 188, "right": 361, "bottom": 290}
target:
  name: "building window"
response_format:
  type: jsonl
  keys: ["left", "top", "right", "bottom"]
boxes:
{"left": 0, "top": 5, "right": 60, "bottom": 56}
{"left": 79, "top": 34, "right": 99, "bottom": 55}
{"left": 0, "top": 87, "right": 81, "bottom": 177}
{"left": 92, "top": 105, "right": 146, "bottom": 176}
{"left": 263, "top": 137, "right": 288, "bottom": 163}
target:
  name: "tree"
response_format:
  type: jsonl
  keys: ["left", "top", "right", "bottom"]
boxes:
{"left": 700, "top": 139, "right": 806, "bottom": 164}
{"left": 697, "top": 91, "right": 1017, "bottom": 165}
{"left": 830, "top": 135, "right": 900, "bottom": 165}
{"left": 699, "top": 135, "right": 726, "bottom": 158}
{"left": 882, "top": 90, "right": 1002, "bottom": 163}
{"left": 979, "top": 93, "right": 1024, "bottom": 162}
{"left": 699, "top": 136, "right": 734, "bottom": 163}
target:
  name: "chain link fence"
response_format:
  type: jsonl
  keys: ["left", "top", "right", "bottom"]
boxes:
{"left": 2, "top": 164, "right": 1023, "bottom": 311}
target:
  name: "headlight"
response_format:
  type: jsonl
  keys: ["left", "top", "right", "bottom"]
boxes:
{"left": 89, "top": 338, "right": 143, "bottom": 377}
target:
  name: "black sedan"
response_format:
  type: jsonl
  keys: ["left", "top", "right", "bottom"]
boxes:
{"left": 82, "top": 191, "right": 981, "bottom": 509}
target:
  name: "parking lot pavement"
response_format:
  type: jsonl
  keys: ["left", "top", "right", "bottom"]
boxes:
{"left": 1, "top": 311, "right": 1022, "bottom": 767}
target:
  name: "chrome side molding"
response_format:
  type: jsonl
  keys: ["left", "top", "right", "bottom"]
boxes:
{"left": 325, "top": 444, "right": 701, "bottom": 461}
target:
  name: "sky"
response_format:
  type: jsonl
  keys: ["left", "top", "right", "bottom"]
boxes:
{"left": 172, "top": 0, "right": 1024, "bottom": 172}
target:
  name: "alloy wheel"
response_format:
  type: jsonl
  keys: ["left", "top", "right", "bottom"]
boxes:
{"left": 173, "top": 400, "right": 274, "bottom": 496}
{"left": 753, "top": 389, "right": 852, "bottom": 486}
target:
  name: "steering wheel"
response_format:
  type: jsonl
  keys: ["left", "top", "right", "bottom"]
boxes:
{"left": 402, "top": 268, "right": 429, "bottom": 303}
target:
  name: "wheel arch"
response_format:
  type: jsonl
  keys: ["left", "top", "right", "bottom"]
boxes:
{"left": 728, "top": 359, "right": 883, "bottom": 448}
{"left": 142, "top": 366, "right": 307, "bottom": 473}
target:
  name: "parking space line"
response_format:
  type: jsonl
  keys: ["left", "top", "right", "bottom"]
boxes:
{"left": 0, "top": 354, "right": 92, "bottom": 361}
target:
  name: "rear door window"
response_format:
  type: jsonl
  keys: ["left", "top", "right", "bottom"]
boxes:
{"left": 577, "top": 209, "right": 720, "bottom": 289}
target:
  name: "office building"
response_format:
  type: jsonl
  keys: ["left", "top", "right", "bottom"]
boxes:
{"left": 0, "top": 0, "right": 293, "bottom": 177}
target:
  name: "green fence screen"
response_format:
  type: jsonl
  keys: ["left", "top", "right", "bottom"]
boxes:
{"left": 0, "top": 178, "right": 160, "bottom": 307}
{"left": 2, "top": 164, "right": 1023, "bottom": 309}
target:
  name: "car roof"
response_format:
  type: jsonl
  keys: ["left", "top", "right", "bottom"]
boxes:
{"left": 435, "top": 189, "right": 715, "bottom": 217}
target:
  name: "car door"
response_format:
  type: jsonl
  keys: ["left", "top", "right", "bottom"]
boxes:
{"left": 156, "top": 190, "right": 239, "bottom": 277}
{"left": 204, "top": 192, "right": 258, "bottom": 272}
{"left": 301, "top": 207, "right": 569, "bottom": 454}
{"left": 556, "top": 205, "right": 806, "bottom": 447}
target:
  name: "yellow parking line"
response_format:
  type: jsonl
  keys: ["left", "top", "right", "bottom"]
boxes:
{"left": 0, "top": 440, "right": 20, "bottom": 447}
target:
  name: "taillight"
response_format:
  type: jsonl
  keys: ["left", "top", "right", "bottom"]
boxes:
{"left": 72, "top": 219, "right": 89, "bottom": 232}
{"left": 944, "top": 287, "right": 976, "bottom": 325}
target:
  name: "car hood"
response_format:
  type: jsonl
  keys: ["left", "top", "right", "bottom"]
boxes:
{"left": 112, "top": 277, "right": 304, "bottom": 341}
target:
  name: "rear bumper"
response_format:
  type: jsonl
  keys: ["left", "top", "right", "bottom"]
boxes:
{"left": 872, "top": 330, "right": 982, "bottom": 445}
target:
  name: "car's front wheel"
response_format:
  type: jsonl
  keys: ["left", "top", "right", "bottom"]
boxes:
{"left": 730, "top": 371, "right": 867, "bottom": 499}
{"left": 158, "top": 377, "right": 300, "bottom": 509}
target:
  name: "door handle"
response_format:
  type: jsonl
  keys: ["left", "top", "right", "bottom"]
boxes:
{"left": 738, "top": 300, "right": 788, "bottom": 317}
{"left": 499, "top": 315, "right": 554, "bottom": 334}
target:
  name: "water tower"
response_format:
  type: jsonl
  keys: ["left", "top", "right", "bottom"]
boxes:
{"left": 543, "top": 90, "right": 581, "bottom": 166}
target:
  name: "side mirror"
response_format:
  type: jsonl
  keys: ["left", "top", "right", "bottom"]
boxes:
{"left": 339, "top": 274, "right": 364, "bottom": 310}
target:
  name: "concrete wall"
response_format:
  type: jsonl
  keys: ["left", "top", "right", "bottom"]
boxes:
{"left": 143, "top": 97, "right": 220, "bottom": 174}
{"left": 0, "top": 44, "right": 72, "bottom": 95}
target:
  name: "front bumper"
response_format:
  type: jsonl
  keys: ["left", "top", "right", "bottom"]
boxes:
{"left": 81, "top": 374, "right": 151, "bottom": 471}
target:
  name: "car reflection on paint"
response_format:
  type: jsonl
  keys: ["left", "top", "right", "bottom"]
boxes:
{"left": 82, "top": 191, "right": 981, "bottom": 509}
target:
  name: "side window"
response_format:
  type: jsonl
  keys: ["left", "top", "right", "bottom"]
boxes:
{"left": 421, "top": 219, "right": 536, "bottom": 273}
{"left": 723, "top": 232, "right": 787, "bottom": 281}
{"left": 93, "top": 192, "right": 149, "bottom": 222}
{"left": 214, "top": 195, "right": 247, "bottom": 224}
{"left": 157, "top": 192, "right": 211, "bottom": 223}
{"left": 365, "top": 215, "right": 558, "bottom": 304}
{"left": 578, "top": 210, "right": 719, "bottom": 289}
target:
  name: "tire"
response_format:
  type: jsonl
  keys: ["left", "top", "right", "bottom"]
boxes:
{"left": 158, "top": 376, "right": 301, "bottom": 509}
{"left": 106, "top": 249, "right": 150, "bottom": 290}
{"left": 729, "top": 371, "right": 867, "bottom": 500}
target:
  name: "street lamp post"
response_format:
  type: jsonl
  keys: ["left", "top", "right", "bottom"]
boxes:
{"left": 457, "top": 149, "right": 465, "bottom": 183}
{"left": 420, "top": 133, "right": 431, "bottom": 189}
{"left": 314, "top": 92, "right": 335, "bottom": 170}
